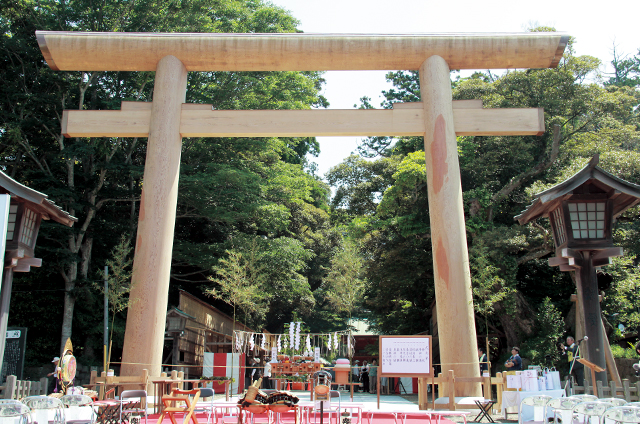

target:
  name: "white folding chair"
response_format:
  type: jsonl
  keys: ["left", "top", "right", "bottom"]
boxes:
{"left": 23, "top": 396, "right": 65, "bottom": 424}
{"left": 569, "top": 395, "right": 599, "bottom": 402}
{"left": 598, "top": 398, "right": 627, "bottom": 407}
{"left": 545, "top": 397, "right": 582, "bottom": 424}
{"left": 196, "top": 388, "right": 215, "bottom": 424}
{"left": 60, "top": 394, "right": 95, "bottom": 424}
{"left": 572, "top": 401, "right": 613, "bottom": 424}
{"left": 600, "top": 406, "right": 640, "bottom": 424}
{"left": 119, "top": 390, "right": 148, "bottom": 424}
{"left": 0, "top": 399, "right": 31, "bottom": 424}
{"left": 519, "top": 395, "right": 551, "bottom": 424}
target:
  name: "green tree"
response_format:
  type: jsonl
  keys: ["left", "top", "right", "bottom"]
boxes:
{"left": 1, "top": 0, "right": 332, "bottom": 361}
{"left": 331, "top": 29, "right": 640, "bottom": 356}
{"left": 93, "top": 234, "right": 134, "bottom": 367}
{"left": 323, "top": 240, "right": 365, "bottom": 321}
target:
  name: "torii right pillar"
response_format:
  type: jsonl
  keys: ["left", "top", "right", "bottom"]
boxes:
{"left": 420, "top": 56, "right": 481, "bottom": 396}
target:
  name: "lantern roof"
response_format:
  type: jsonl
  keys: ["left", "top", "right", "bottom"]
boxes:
{"left": 515, "top": 155, "right": 640, "bottom": 225}
{"left": 166, "top": 307, "right": 195, "bottom": 320}
{"left": 0, "top": 170, "right": 76, "bottom": 226}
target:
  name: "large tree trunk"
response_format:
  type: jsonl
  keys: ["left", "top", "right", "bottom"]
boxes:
{"left": 495, "top": 292, "right": 536, "bottom": 349}
{"left": 61, "top": 261, "right": 78, "bottom": 352}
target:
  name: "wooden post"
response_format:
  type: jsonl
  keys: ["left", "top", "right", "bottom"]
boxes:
{"left": 495, "top": 372, "right": 503, "bottom": 412}
{"left": 448, "top": 370, "right": 455, "bottom": 410}
{"left": 4, "top": 375, "right": 16, "bottom": 399}
{"left": 576, "top": 252, "right": 607, "bottom": 385}
{"left": 623, "top": 379, "right": 631, "bottom": 401}
{"left": 39, "top": 377, "right": 48, "bottom": 395}
{"left": 419, "top": 55, "right": 480, "bottom": 397}
{"left": 120, "top": 55, "right": 188, "bottom": 379}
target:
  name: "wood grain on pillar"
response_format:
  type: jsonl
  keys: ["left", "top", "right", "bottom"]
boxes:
{"left": 121, "top": 55, "right": 187, "bottom": 379}
{"left": 420, "top": 56, "right": 481, "bottom": 396}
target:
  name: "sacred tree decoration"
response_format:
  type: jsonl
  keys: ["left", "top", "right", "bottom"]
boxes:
{"left": 515, "top": 155, "right": 640, "bottom": 384}
{"left": 233, "top": 328, "right": 354, "bottom": 359}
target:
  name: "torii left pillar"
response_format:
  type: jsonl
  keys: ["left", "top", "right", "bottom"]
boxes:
{"left": 121, "top": 55, "right": 187, "bottom": 379}
{"left": 420, "top": 56, "right": 481, "bottom": 396}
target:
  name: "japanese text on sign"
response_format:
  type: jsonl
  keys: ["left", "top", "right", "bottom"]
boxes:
{"left": 380, "top": 336, "right": 430, "bottom": 375}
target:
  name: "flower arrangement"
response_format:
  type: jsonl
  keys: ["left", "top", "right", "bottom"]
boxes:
{"left": 287, "top": 373, "right": 309, "bottom": 382}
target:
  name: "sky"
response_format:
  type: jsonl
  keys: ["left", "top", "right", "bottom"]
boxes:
{"left": 266, "top": 0, "right": 640, "bottom": 178}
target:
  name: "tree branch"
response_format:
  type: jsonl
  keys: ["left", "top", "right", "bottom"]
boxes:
{"left": 488, "top": 125, "right": 562, "bottom": 221}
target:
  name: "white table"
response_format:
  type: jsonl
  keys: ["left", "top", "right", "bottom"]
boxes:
{"left": 207, "top": 401, "right": 241, "bottom": 424}
{"left": 501, "top": 389, "right": 565, "bottom": 420}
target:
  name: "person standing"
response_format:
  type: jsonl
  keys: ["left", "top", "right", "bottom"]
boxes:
{"left": 361, "top": 360, "right": 370, "bottom": 393}
{"left": 478, "top": 347, "right": 488, "bottom": 374}
{"left": 47, "top": 356, "right": 61, "bottom": 392}
{"left": 263, "top": 359, "right": 273, "bottom": 389}
{"left": 369, "top": 359, "right": 378, "bottom": 394}
{"left": 504, "top": 347, "right": 522, "bottom": 370}
{"left": 352, "top": 360, "right": 360, "bottom": 392}
{"left": 566, "top": 336, "right": 584, "bottom": 386}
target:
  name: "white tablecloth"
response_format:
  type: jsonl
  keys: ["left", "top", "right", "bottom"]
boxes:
{"left": 501, "top": 389, "right": 565, "bottom": 420}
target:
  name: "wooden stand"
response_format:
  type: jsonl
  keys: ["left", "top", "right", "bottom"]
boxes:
{"left": 578, "top": 358, "right": 605, "bottom": 389}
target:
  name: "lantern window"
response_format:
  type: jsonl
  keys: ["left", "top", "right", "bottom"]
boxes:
{"left": 6, "top": 204, "right": 18, "bottom": 240}
{"left": 568, "top": 202, "right": 606, "bottom": 239}
{"left": 20, "top": 207, "right": 38, "bottom": 247}
{"left": 551, "top": 207, "right": 566, "bottom": 246}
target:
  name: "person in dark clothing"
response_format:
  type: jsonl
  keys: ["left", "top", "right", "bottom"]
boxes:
{"left": 504, "top": 347, "right": 522, "bottom": 370}
{"left": 478, "top": 347, "right": 488, "bottom": 373}
{"left": 361, "top": 360, "right": 370, "bottom": 392}
{"left": 566, "top": 336, "right": 584, "bottom": 386}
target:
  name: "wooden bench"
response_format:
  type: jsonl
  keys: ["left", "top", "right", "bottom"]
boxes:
{"left": 86, "top": 369, "right": 151, "bottom": 399}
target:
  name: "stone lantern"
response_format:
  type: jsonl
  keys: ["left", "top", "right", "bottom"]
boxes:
{"left": 515, "top": 155, "right": 640, "bottom": 384}
{"left": 0, "top": 171, "right": 76, "bottom": 372}
{"left": 165, "top": 308, "right": 192, "bottom": 368}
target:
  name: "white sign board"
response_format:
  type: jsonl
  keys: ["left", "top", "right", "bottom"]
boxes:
{"left": 314, "top": 347, "right": 320, "bottom": 363}
{"left": 379, "top": 336, "right": 431, "bottom": 377}
{"left": 6, "top": 330, "right": 20, "bottom": 339}
{"left": 271, "top": 347, "right": 277, "bottom": 362}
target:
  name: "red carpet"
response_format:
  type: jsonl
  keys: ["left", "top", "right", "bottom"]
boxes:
{"left": 148, "top": 412, "right": 457, "bottom": 424}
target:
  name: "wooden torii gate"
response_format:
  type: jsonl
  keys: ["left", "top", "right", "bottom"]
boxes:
{"left": 37, "top": 31, "right": 567, "bottom": 396}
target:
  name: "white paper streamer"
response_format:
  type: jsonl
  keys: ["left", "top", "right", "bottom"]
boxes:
{"left": 295, "top": 322, "right": 301, "bottom": 350}
{"left": 235, "top": 333, "right": 242, "bottom": 352}
{"left": 334, "top": 332, "right": 339, "bottom": 350}
{"left": 327, "top": 333, "right": 332, "bottom": 351}
{"left": 249, "top": 334, "right": 255, "bottom": 351}
{"left": 261, "top": 333, "right": 266, "bottom": 350}
{"left": 277, "top": 335, "right": 282, "bottom": 352}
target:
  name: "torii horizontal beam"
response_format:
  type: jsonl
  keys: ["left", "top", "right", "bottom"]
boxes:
{"left": 62, "top": 101, "right": 544, "bottom": 138}
{"left": 36, "top": 31, "right": 569, "bottom": 72}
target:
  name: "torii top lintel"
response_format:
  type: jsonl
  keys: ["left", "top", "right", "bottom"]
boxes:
{"left": 36, "top": 31, "right": 568, "bottom": 72}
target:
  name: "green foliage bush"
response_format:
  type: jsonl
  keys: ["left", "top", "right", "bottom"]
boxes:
{"left": 610, "top": 343, "right": 639, "bottom": 359}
